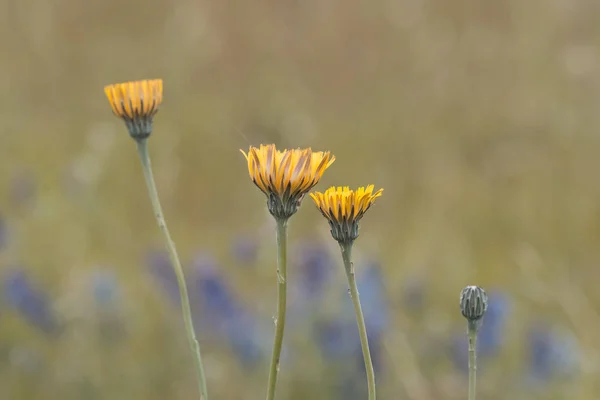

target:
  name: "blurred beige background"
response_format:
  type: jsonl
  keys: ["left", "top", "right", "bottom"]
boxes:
{"left": 1, "top": 0, "right": 600, "bottom": 399}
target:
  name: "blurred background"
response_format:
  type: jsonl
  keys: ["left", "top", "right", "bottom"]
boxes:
{"left": 1, "top": 0, "right": 599, "bottom": 398}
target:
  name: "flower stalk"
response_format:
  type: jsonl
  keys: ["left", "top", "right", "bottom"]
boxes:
{"left": 467, "top": 321, "right": 478, "bottom": 400}
{"left": 241, "top": 144, "right": 335, "bottom": 399}
{"left": 340, "top": 242, "right": 376, "bottom": 400}
{"left": 136, "top": 138, "right": 209, "bottom": 400}
{"left": 459, "top": 285, "right": 488, "bottom": 400}
{"left": 265, "top": 217, "right": 288, "bottom": 400}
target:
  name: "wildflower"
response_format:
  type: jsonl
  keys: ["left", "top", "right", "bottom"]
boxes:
{"left": 357, "top": 261, "right": 390, "bottom": 344}
{"left": 231, "top": 234, "right": 259, "bottom": 266}
{"left": 4, "top": 268, "right": 58, "bottom": 335}
{"left": 241, "top": 144, "right": 335, "bottom": 220}
{"left": 316, "top": 260, "right": 388, "bottom": 371}
{"left": 104, "top": 79, "right": 163, "bottom": 140}
{"left": 527, "top": 322, "right": 580, "bottom": 383}
{"left": 310, "top": 185, "right": 383, "bottom": 245}
{"left": 287, "top": 242, "right": 334, "bottom": 330}
{"left": 91, "top": 270, "right": 120, "bottom": 309}
{"left": 90, "top": 269, "right": 126, "bottom": 342}
{"left": 105, "top": 80, "right": 208, "bottom": 398}
{"left": 190, "top": 253, "right": 267, "bottom": 368}
{"left": 477, "top": 291, "right": 510, "bottom": 352}
{"left": 312, "top": 186, "right": 383, "bottom": 400}
{"left": 241, "top": 144, "right": 334, "bottom": 399}
{"left": 191, "top": 253, "right": 238, "bottom": 325}
{"left": 295, "top": 242, "right": 333, "bottom": 297}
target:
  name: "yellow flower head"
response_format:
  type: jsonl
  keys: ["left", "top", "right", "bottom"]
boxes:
{"left": 310, "top": 185, "right": 383, "bottom": 244}
{"left": 104, "top": 79, "right": 163, "bottom": 140}
{"left": 241, "top": 144, "right": 335, "bottom": 220}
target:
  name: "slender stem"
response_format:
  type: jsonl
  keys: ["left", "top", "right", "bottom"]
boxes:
{"left": 340, "top": 243, "right": 376, "bottom": 400}
{"left": 467, "top": 322, "right": 478, "bottom": 400}
{"left": 136, "top": 139, "right": 209, "bottom": 400}
{"left": 265, "top": 218, "right": 288, "bottom": 400}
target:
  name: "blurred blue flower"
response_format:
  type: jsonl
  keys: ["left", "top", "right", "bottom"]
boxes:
{"left": 401, "top": 277, "right": 426, "bottom": 313}
{"left": 315, "top": 318, "right": 357, "bottom": 359}
{"left": 349, "top": 261, "right": 388, "bottom": 376}
{"left": 316, "top": 259, "right": 388, "bottom": 375}
{"left": 91, "top": 269, "right": 120, "bottom": 309}
{"left": 528, "top": 322, "right": 554, "bottom": 381}
{"left": 191, "top": 253, "right": 238, "bottom": 326}
{"left": 449, "top": 290, "right": 512, "bottom": 373}
{"left": 313, "top": 258, "right": 389, "bottom": 400}
{"left": 295, "top": 242, "right": 333, "bottom": 298}
{"left": 287, "top": 242, "right": 335, "bottom": 329}
{"left": 230, "top": 234, "right": 259, "bottom": 266}
{"left": 222, "top": 308, "right": 269, "bottom": 368}
{"left": 90, "top": 269, "right": 126, "bottom": 342}
{"left": 145, "top": 249, "right": 181, "bottom": 305}
{"left": 527, "top": 322, "right": 580, "bottom": 384}
{"left": 3, "top": 268, "right": 58, "bottom": 335}
{"left": 357, "top": 261, "right": 390, "bottom": 339}
{"left": 190, "top": 253, "right": 266, "bottom": 367}
{"left": 337, "top": 373, "right": 370, "bottom": 400}
{"left": 478, "top": 290, "right": 511, "bottom": 354}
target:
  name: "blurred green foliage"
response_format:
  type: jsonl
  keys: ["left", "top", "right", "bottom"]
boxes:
{"left": 1, "top": 0, "right": 600, "bottom": 398}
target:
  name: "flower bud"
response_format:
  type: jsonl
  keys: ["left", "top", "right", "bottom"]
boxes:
{"left": 460, "top": 285, "right": 488, "bottom": 321}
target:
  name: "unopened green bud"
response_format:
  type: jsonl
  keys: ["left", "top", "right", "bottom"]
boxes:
{"left": 460, "top": 285, "right": 488, "bottom": 322}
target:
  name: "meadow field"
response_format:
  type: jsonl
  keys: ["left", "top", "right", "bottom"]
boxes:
{"left": 1, "top": 0, "right": 599, "bottom": 399}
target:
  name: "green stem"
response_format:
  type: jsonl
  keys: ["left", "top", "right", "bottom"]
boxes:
{"left": 265, "top": 218, "right": 288, "bottom": 400}
{"left": 136, "top": 139, "right": 209, "bottom": 400}
{"left": 340, "top": 243, "right": 376, "bottom": 400}
{"left": 467, "top": 322, "right": 478, "bottom": 400}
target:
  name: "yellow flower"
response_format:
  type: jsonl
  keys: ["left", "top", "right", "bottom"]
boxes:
{"left": 241, "top": 144, "right": 335, "bottom": 220}
{"left": 104, "top": 79, "right": 163, "bottom": 140}
{"left": 310, "top": 185, "right": 383, "bottom": 244}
